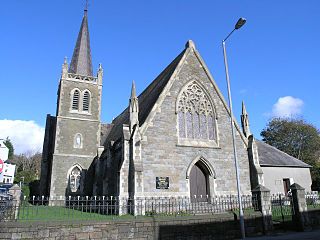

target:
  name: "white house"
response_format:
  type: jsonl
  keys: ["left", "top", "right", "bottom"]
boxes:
{"left": 0, "top": 139, "right": 16, "bottom": 184}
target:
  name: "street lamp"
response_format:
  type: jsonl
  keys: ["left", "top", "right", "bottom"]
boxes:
{"left": 222, "top": 17, "right": 246, "bottom": 239}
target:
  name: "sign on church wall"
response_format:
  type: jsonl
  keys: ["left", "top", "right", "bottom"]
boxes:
{"left": 156, "top": 177, "right": 169, "bottom": 189}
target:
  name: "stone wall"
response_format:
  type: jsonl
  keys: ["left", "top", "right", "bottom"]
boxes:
{"left": 308, "top": 209, "right": 320, "bottom": 228}
{"left": 139, "top": 47, "right": 251, "bottom": 197}
{"left": 0, "top": 213, "right": 263, "bottom": 240}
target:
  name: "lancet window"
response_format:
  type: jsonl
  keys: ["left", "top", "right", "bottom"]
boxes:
{"left": 72, "top": 89, "right": 80, "bottom": 110}
{"left": 177, "top": 81, "right": 217, "bottom": 141}
{"left": 74, "top": 133, "right": 83, "bottom": 149}
{"left": 82, "top": 91, "right": 90, "bottom": 112}
{"left": 69, "top": 166, "right": 81, "bottom": 192}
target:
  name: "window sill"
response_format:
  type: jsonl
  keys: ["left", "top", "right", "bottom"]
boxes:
{"left": 70, "top": 110, "right": 92, "bottom": 116}
{"left": 177, "top": 139, "right": 220, "bottom": 149}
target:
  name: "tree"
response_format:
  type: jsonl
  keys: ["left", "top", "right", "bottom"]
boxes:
{"left": 261, "top": 118, "right": 320, "bottom": 190}
{"left": 12, "top": 151, "right": 42, "bottom": 184}
{"left": 3, "top": 137, "right": 14, "bottom": 159}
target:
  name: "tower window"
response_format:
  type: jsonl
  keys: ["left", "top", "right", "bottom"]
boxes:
{"left": 83, "top": 91, "right": 90, "bottom": 112}
{"left": 72, "top": 90, "right": 80, "bottom": 110}
{"left": 74, "top": 133, "right": 83, "bottom": 148}
{"left": 177, "top": 81, "right": 217, "bottom": 142}
{"left": 69, "top": 166, "right": 82, "bottom": 192}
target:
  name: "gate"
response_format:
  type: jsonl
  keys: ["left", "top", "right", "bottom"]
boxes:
{"left": 271, "top": 194, "right": 294, "bottom": 230}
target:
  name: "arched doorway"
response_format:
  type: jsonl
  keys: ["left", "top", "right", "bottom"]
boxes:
{"left": 189, "top": 161, "right": 209, "bottom": 202}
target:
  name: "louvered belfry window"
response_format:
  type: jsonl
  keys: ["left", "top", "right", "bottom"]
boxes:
{"left": 72, "top": 90, "right": 80, "bottom": 110}
{"left": 83, "top": 91, "right": 90, "bottom": 112}
{"left": 177, "top": 81, "right": 216, "bottom": 141}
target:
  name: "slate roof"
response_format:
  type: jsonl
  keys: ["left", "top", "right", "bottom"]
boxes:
{"left": 100, "top": 123, "right": 113, "bottom": 146}
{"left": 103, "top": 48, "right": 186, "bottom": 145}
{"left": 256, "top": 140, "right": 311, "bottom": 168}
{"left": 69, "top": 10, "right": 93, "bottom": 76}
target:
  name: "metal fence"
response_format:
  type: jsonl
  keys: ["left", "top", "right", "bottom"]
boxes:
{"left": 0, "top": 194, "right": 259, "bottom": 222}
{"left": 270, "top": 194, "right": 294, "bottom": 224}
{"left": 0, "top": 195, "right": 13, "bottom": 220}
{"left": 305, "top": 191, "right": 320, "bottom": 210}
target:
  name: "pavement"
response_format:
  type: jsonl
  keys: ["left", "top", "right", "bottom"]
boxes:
{"left": 246, "top": 229, "right": 320, "bottom": 240}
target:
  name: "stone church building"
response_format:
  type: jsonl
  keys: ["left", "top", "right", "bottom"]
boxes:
{"left": 40, "top": 10, "right": 312, "bottom": 200}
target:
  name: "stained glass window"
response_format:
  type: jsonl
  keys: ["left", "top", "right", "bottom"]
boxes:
{"left": 208, "top": 115, "right": 215, "bottom": 140}
{"left": 69, "top": 166, "right": 81, "bottom": 192}
{"left": 186, "top": 112, "right": 193, "bottom": 138}
{"left": 178, "top": 111, "right": 185, "bottom": 138}
{"left": 200, "top": 114, "right": 207, "bottom": 139}
{"left": 177, "top": 81, "right": 216, "bottom": 142}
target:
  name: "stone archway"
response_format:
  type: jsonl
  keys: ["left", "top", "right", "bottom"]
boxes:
{"left": 187, "top": 156, "right": 216, "bottom": 203}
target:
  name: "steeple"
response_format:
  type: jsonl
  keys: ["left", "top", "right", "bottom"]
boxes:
{"left": 69, "top": 9, "right": 93, "bottom": 76}
{"left": 241, "top": 101, "right": 251, "bottom": 138}
{"left": 129, "top": 81, "right": 139, "bottom": 132}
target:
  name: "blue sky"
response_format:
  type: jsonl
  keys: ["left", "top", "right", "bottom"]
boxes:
{"left": 1, "top": 0, "right": 319, "bottom": 153}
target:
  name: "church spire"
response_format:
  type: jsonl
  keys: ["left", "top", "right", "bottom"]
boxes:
{"left": 129, "top": 81, "right": 139, "bottom": 132}
{"left": 69, "top": 9, "right": 93, "bottom": 76}
{"left": 241, "top": 101, "right": 251, "bottom": 138}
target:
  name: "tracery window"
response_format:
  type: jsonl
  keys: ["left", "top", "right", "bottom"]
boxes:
{"left": 177, "top": 81, "right": 217, "bottom": 142}
{"left": 72, "top": 89, "right": 80, "bottom": 110}
{"left": 82, "top": 91, "right": 90, "bottom": 112}
{"left": 69, "top": 166, "right": 81, "bottom": 192}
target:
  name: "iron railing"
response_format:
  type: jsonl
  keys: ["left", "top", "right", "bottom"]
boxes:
{"left": 0, "top": 195, "right": 13, "bottom": 220}
{"left": 0, "top": 194, "right": 258, "bottom": 222}
{"left": 270, "top": 194, "right": 294, "bottom": 224}
{"left": 305, "top": 191, "right": 320, "bottom": 210}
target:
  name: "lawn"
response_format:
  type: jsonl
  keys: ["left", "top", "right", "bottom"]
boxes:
{"left": 17, "top": 205, "right": 136, "bottom": 222}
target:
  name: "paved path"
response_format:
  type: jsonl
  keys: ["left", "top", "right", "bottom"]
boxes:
{"left": 247, "top": 229, "right": 320, "bottom": 240}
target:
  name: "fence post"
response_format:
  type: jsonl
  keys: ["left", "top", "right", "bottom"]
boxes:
{"left": 8, "top": 184, "right": 22, "bottom": 220}
{"left": 290, "top": 183, "right": 310, "bottom": 231}
{"left": 252, "top": 184, "right": 273, "bottom": 234}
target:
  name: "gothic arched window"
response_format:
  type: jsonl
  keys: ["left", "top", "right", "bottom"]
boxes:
{"left": 177, "top": 81, "right": 217, "bottom": 142}
{"left": 82, "top": 90, "right": 90, "bottom": 112}
{"left": 69, "top": 166, "right": 81, "bottom": 192}
{"left": 72, "top": 89, "right": 80, "bottom": 110}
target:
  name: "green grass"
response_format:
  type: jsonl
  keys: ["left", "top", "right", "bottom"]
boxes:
{"left": 17, "top": 205, "right": 136, "bottom": 222}
{"left": 307, "top": 204, "right": 320, "bottom": 210}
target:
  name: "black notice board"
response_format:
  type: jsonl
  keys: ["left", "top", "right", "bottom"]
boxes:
{"left": 156, "top": 177, "right": 169, "bottom": 189}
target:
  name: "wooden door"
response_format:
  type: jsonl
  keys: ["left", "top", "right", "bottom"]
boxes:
{"left": 190, "top": 163, "right": 208, "bottom": 202}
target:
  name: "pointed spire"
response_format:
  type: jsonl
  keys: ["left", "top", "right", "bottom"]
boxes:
{"left": 185, "top": 40, "right": 196, "bottom": 49}
{"left": 62, "top": 57, "right": 68, "bottom": 78}
{"left": 97, "top": 63, "right": 103, "bottom": 85}
{"left": 241, "top": 101, "right": 251, "bottom": 138}
{"left": 69, "top": 9, "right": 93, "bottom": 76}
{"left": 129, "top": 81, "right": 139, "bottom": 132}
{"left": 131, "top": 81, "right": 137, "bottom": 99}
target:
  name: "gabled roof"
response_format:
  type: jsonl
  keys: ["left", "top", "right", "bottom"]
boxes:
{"left": 104, "top": 48, "right": 186, "bottom": 144}
{"left": 256, "top": 140, "right": 311, "bottom": 168}
{"left": 69, "top": 10, "right": 93, "bottom": 76}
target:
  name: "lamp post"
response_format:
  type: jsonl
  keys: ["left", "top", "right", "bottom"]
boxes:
{"left": 222, "top": 17, "right": 246, "bottom": 239}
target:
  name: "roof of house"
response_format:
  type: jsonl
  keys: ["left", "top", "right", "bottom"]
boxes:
{"left": 103, "top": 48, "right": 187, "bottom": 144}
{"left": 256, "top": 140, "right": 311, "bottom": 168}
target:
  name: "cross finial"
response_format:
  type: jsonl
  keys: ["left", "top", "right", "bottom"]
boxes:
{"left": 85, "top": 0, "right": 89, "bottom": 11}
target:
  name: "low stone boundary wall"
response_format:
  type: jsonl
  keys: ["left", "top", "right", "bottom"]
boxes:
{"left": 307, "top": 209, "right": 320, "bottom": 228}
{"left": 0, "top": 213, "right": 263, "bottom": 240}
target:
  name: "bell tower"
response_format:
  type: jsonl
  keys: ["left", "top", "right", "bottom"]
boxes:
{"left": 40, "top": 8, "right": 103, "bottom": 197}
